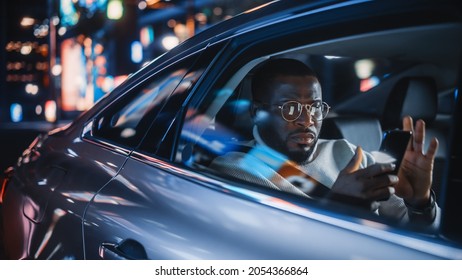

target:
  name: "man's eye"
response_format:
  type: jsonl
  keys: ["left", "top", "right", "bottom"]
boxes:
{"left": 312, "top": 101, "right": 322, "bottom": 108}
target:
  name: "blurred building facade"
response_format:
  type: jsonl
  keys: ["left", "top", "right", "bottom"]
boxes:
{"left": 1, "top": 0, "right": 271, "bottom": 124}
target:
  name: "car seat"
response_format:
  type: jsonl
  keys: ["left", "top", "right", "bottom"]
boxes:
{"left": 320, "top": 114, "right": 383, "bottom": 153}
{"left": 381, "top": 77, "right": 438, "bottom": 130}
{"left": 382, "top": 76, "right": 449, "bottom": 204}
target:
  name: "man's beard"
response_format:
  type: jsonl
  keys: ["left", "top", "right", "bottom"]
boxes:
{"left": 257, "top": 124, "right": 317, "bottom": 165}
{"left": 286, "top": 138, "right": 317, "bottom": 165}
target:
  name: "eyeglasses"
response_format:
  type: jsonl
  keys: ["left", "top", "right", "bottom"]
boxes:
{"left": 259, "top": 100, "right": 330, "bottom": 122}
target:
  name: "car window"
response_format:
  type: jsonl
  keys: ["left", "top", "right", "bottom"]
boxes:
{"left": 176, "top": 22, "right": 462, "bottom": 232}
{"left": 136, "top": 69, "right": 204, "bottom": 158}
{"left": 177, "top": 58, "right": 265, "bottom": 166}
{"left": 137, "top": 42, "right": 226, "bottom": 160}
{"left": 89, "top": 55, "right": 198, "bottom": 149}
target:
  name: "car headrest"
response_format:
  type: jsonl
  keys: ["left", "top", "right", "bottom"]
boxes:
{"left": 216, "top": 98, "right": 253, "bottom": 141}
{"left": 321, "top": 115, "right": 383, "bottom": 152}
{"left": 382, "top": 77, "right": 437, "bottom": 130}
{"left": 215, "top": 77, "right": 254, "bottom": 141}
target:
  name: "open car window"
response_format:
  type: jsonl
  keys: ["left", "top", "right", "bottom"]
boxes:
{"left": 176, "top": 22, "right": 462, "bottom": 233}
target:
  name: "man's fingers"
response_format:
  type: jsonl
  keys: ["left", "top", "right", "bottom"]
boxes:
{"left": 426, "top": 137, "right": 439, "bottom": 159}
{"left": 361, "top": 173, "right": 398, "bottom": 201}
{"left": 402, "top": 115, "right": 413, "bottom": 131}
{"left": 367, "top": 185, "right": 395, "bottom": 201}
{"left": 356, "top": 162, "right": 396, "bottom": 178}
{"left": 413, "top": 119, "right": 426, "bottom": 153}
{"left": 402, "top": 116, "right": 414, "bottom": 151}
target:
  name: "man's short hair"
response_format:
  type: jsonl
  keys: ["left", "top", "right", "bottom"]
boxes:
{"left": 251, "top": 58, "right": 319, "bottom": 102}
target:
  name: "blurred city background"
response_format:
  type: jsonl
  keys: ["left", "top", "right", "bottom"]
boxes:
{"left": 0, "top": 0, "right": 272, "bottom": 172}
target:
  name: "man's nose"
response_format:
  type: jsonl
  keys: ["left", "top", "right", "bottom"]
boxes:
{"left": 295, "top": 108, "right": 314, "bottom": 127}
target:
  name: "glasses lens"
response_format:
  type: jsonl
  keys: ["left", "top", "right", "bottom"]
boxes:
{"left": 320, "top": 102, "right": 329, "bottom": 119}
{"left": 309, "top": 101, "right": 322, "bottom": 120}
{"left": 281, "top": 101, "right": 329, "bottom": 121}
{"left": 281, "top": 101, "right": 302, "bottom": 121}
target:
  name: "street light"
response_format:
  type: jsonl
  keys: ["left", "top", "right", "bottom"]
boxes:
{"left": 107, "top": 0, "right": 124, "bottom": 20}
{"left": 20, "top": 17, "right": 35, "bottom": 27}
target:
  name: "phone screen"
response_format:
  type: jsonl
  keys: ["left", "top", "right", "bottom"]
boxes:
{"left": 374, "top": 130, "right": 412, "bottom": 174}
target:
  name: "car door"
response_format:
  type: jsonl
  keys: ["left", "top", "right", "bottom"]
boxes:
{"left": 3, "top": 42, "right": 209, "bottom": 259}
{"left": 82, "top": 43, "right": 219, "bottom": 259}
{"left": 2, "top": 102, "right": 137, "bottom": 259}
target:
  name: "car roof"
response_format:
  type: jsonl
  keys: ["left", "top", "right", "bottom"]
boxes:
{"left": 138, "top": 1, "right": 369, "bottom": 70}
{"left": 139, "top": 0, "right": 460, "bottom": 72}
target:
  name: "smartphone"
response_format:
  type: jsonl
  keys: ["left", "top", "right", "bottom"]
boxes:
{"left": 375, "top": 130, "right": 412, "bottom": 174}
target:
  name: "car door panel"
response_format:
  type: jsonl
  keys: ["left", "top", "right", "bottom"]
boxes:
{"left": 2, "top": 128, "right": 129, "bottom": 259}
{"left": 83, "top": 153, "right": 460, "bottom": 259}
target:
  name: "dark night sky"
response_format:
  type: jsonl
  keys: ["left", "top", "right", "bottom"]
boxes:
{"left": 3, "top": 0, "right": 49, "bottom": 41}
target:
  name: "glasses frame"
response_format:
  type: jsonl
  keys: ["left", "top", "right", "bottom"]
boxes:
{"left": 257, "top": 100, "right": 330, "bottom": 122}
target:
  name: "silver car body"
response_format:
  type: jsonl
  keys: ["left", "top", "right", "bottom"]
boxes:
{"left": 2, "top": 0, "right": 462, "bottom": 259}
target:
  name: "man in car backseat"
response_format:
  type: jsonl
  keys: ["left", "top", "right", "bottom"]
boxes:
{"left": 210, "top": 58, "right": 439, "bottom": 227}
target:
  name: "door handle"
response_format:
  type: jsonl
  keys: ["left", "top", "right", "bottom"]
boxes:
{"left": 99, "top": 239, "right": 148, "bottom": 260}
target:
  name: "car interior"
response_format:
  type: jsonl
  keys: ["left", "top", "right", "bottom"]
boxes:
{"left": 179, "top": 22, "right": 461, "bottom": 226}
